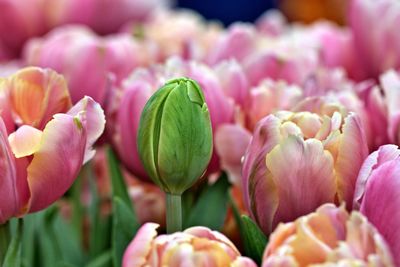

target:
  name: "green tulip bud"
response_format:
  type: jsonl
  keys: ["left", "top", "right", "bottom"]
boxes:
{"left": 137, "top": 77, "right": 213, "bottom": 195}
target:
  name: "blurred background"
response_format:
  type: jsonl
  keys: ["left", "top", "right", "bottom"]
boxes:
{"left": 177, "top": 0, "right": 346, "bottom": 25}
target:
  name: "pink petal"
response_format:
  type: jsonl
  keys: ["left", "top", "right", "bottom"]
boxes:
{"left": 27, "top": 113, "right": 86, "bottom": 212}
{"left": 215, "top": 124, "right": 252, "bottom": 186}
{"left": 122, "top": 223, "right": 159, "bottom": 267}
{"left": 0, "top": 119, "right": 18, "bottom": 223}
{"left": 266, "top": 136, "right": 336, "bottom": 228}
{"left": 354, "top": 145, "right": 400, "bottom": 208}
{"left": 242, "top": 115, "right": 281, "bottom": 233}
{"left": 360, "top": 159, "right": 400, "bottom": 266}
{"left": 115, "top": 82, "right": 153, "bottom": 179}
{"left": 335, "top": 114, "right": 369, "bottom": 209}
{"left": 68, "top": 96, "right": 105, "bottom": 163}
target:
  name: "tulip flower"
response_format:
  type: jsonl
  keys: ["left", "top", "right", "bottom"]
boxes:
{"left": 112, "top": 58, "right": 234, "bottom": 181}
{"left": 137, "top": 77, "right": 213, "bottom": 232}
{"left": 262, "top": 204, "right": 394, "bottom": 267}
{"left": 349, "top": 0, "right": 400, "bottom": 80}
{"left": 354, "top": 145, "right": 400, "bottom": 265}
{"left": 122, "top": 223, "right": 257, "bottom": 267}
{"left": 0, "top": 67, "right": 105, "bottom": 224}
{"left": 24, "top": 25, "right": 152, "bottom": 105}
{"left": 242, "top": 109, "right": 368, "bottom": 235}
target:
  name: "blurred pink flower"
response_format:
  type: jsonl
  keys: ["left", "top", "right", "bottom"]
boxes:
{"left": 43, "top": 0, "right": 169, "bottom": 35}
{"left": 262, "top": 204, "right": 394, "bottom": 267}
{"left": 0, "top": 67, "right": 105, "bottom": 223}
{"left": 349, "top": 0, "right": 400, "bottom": 80}
{"left": 24, "top": 25, "right": 154, "bottom": 105}
{"left": 242, "top": 109, "right": 368, "bottom": 234}
{"left": 0, "top": 0, "right": 168, "bottom": 58}
{"left": 123, "top": 9, "right": 222, "bottom": 62}
{"left": 354, "top": 144, "right": 400, "bottom": 265}
{"left": 122, "top": 223, "right": 256, "bottom": 267}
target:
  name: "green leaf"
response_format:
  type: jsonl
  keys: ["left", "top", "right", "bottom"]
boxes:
{"left": 86, "top": 251, "right": 112, "bottom": 267}
{"left": 185, "top": 173, "right": 230, "bottom": 230}
{"left": 88, "top": 170, "right": 112, "bottom": 258}
{"left": 107, "top": 148, "right": 132, "bottom": 209}
{"left": 111, "top": 197, "right": 139, "bottom": 267}
{"left": 2, "top": 219, "right": 22, "bottom": 267}
{"left": 240, "top": 215, "right": 268, "bottom": 264}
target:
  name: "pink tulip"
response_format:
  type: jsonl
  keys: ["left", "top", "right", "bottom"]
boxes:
{"left": 0, "top": 0, "right": 46, "bottom": 58}
{"left": 356, "top": 70, "right": 400, "bottom": 148}
{"left": 24, "top": 25, "right": 152, "bottom": 105}
{"left": 244, "top": 44, "right": 319, "bottom": 87}
{"left": 215, "top": 124, "right": 252, "bottom": 186}
{"left": 122, "top": 223, "right": 256, "bottom": 267}
{"left": 214, "top": 60, "right": 250, "bottom": 111}
{"left": 206, "top": 23, "right": 257, "bottom": 66}
{"left": 43, "top": 0, "right": 169, "bottom": 35}
{"left": 256, "top": 10, "right": 287, "bottom": 37}
{"left": 246, "top": 79, "right": 303, "bottom": 130}
{"left": 354, "top": 145, "right": 400, "bottom": 265}
{"left": 0, "top": 67, "right": 105, "bottom": 223}
{"left": 349, "top": 0, "right": 400, "bottom": 80}
{"left": 262, "top": 204, "right": 394, "bottom": 266}
{"left": 242, "top": 110, "right": 368, "bottom": 234}
{"left": 112, "top": 57, "right": 235, "bottom": 179}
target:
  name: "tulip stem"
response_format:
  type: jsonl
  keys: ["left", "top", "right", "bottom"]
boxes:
{"left": 166, "top": 193, "right": 182, "bottom": 233}
{"left": 0, "top": 222, "right": 11, "bottom": 265}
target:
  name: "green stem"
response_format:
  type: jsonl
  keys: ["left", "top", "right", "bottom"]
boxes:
{"left": 166, "top": 193, "right": 182, "bottom": 233}
{"left": 0, "top": 222, "right": 11, "bottom": 265}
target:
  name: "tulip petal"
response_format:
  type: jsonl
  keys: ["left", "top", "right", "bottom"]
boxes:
{"left": 0, "top": 119, "right": 18, "bottom": 223}
{"left": 67, "top": 96, "right": 105, "bottom": 163}
{"left": 115, "top": 82, "right": 152, "bottom": 179}
{"left": 335, "top": 114, "right": 368, "bottom": 209}
{"left": 360, "top": 159, "right": 400, "bottom": 266}
{"left": 27, "top": 113, "right": 86, "bottom": 212}
{"left": 242, "top": 115, "right": 281, "bottom": 233}
{"left": 122, "top": 223, "right": 159, "bottom": 267}
{"left": 8, "top": 125, "right": 43, "bottom": 158}
{"left": 266, "top": 136, "right": 336, "bottom": 227}
{"left": 354, "top": 145, "right": 400, "bottom": 208}
{"left": 7, "top": 67, "right": 72, "bottom": 129}
{"left": 215, "top": 124, "right": 252, "bottom": 186}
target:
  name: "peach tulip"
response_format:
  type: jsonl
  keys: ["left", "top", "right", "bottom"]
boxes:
{"left": 242, "top": 109, "right": 368, "bottom": 234}
{"left": 0, "top": 67, "right": 105, "bottom": 223}
{"left": 262, "top": 204, "right": 394, "bottom": 267}
{"left": 122, "top": 223, "right": 256, "bottom": 267}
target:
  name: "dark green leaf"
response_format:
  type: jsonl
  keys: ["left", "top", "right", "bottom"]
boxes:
{"left": 240, "top": 215, "right": 268, "bottom": 264}
{"left": 185, "top": 173, "right": 230, "bottom": 230}
{"left": 2, "top": 219, "right": 22, "bottom": 267}
{"left": 112, "top": 197, "right": 139, "bottom": 267}
{"left": 107, "top": 148, "right": 132, "bottom": 209}
{"left": 86, "top": 251, "right": 112, "bottom": 267}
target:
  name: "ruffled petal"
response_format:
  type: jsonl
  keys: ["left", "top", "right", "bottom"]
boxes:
{"left": 67, "top": 96, "right": 105, "bottom": 163}
{"left": 266, "top": 136, "right": 336, "bottom": 227}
